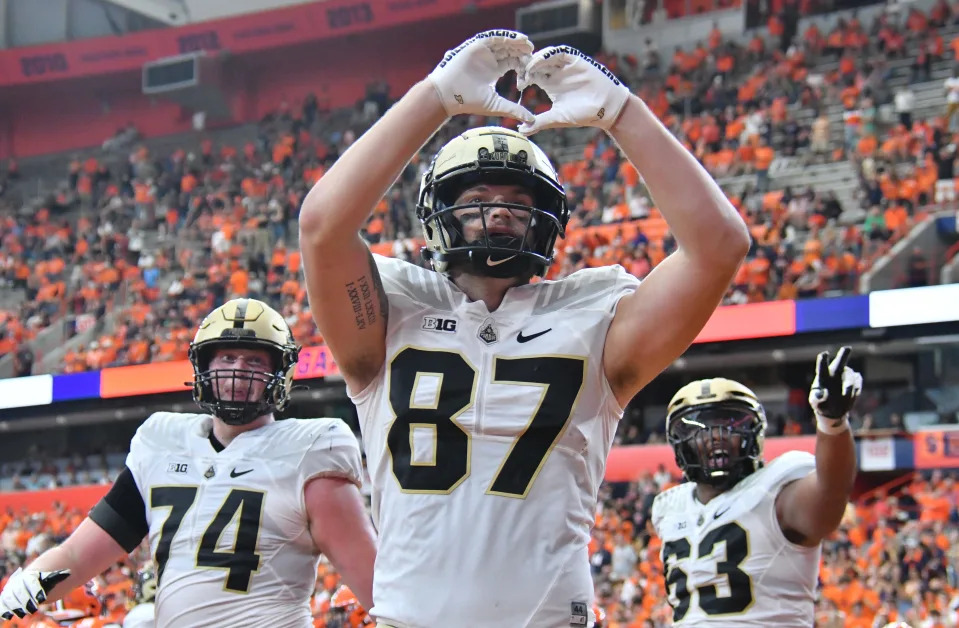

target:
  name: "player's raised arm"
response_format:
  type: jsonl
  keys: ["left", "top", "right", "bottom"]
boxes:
{"left": 776, "top": 347, "right": 861, "bottom": 545}
{"left": 298, "top": 31, "right": 534, "bottom": 392}
{"left": 519, "top": 47, "right": 750, "bottom": 406}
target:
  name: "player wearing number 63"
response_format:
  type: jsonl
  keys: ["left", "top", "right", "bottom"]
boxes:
{"left": 299, "top": 30, "right": 751, "bottom": 628}
{"left": 0, "top": 298, "right": 377, "bottom": 628}
{"left": 651, "top": 347, "right": 863, "bottom": 626}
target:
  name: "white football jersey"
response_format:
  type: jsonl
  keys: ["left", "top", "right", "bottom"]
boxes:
{"left": 350, "top": 255, "right": 638, "bottom": 628}
{"left": 651, "top": 451, "right": 821, "bottom": 627}
{"left": 121, "top": 602, "right": 154, "bottom": 628}
{"left": 125, "top": 412, "right": 363, "bottom": 628}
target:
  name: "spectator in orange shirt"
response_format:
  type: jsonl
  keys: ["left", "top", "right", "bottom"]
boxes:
{"left": 754, "top": 137, "right": 775, "bottom": 191}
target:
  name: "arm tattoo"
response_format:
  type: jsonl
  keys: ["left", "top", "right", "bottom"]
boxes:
{"left": 344, "top": 251, "right": 389, "bottom": 331}
{"left": 367, "top": 249, "right": 390, "bottom": 326}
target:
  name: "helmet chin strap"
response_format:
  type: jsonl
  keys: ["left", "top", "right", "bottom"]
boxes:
{"left": 465, "top": 234, "right": 536, "bottom": 278}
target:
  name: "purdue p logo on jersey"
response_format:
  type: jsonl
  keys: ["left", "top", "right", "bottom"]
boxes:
{"left": 477, "top": 320, "right": 498, "bottom": 345}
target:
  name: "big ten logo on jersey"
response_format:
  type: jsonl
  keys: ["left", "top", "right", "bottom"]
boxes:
{"left": 167, "top": 462, "right": 189, "bottom": 474}
{"left": 422, "top": 316, "right": 458, "bottom": 333}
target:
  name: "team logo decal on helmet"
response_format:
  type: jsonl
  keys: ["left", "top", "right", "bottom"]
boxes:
{"left": 188, "top": 298, "right": 300, "bottom": 425}
{"left": 665, "top": 378, "right": 767, "bottom": 488}
{"left": 416, "top": 126, "right": 570, "bottom": 278}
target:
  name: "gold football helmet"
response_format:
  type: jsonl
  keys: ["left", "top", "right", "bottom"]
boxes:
{"left": 665, "top": 378, "right": 767, "bottom": 488}
{"left": 416, "top": 126, "right": 569, "bottom": 278}
{"left": 188, "top": 298, "right": 299, "bottom": 425}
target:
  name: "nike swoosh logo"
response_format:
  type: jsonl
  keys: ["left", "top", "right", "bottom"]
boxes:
{"left": 230, "top": 468, "right": 253, "bottom": 478}
{"left": 486, "top": 255, "right": 517, "bottom": 267}
{"left": 517, "top": 328, "right": 551, "bottom": 343}
{"left": 713, "top": 507, "right": 730, "bottom": 519}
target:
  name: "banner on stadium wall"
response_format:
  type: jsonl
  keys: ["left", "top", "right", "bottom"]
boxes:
{"left": 604, "top": 436, "right": 817, "bottom": 482}
{"left": 0, "top": 484, "right": 108, "bottom": 513}
{"left": 0, "top": 0, "right": 524, "bottom": 87}
{"left": 859, "top": 436, "right": 896, "bottom": 471}
{"left": 913, "top": 429, "right": 959, "bottom": 469}
{"left": 97, "top": 344, "right": 340, "bottom": 398}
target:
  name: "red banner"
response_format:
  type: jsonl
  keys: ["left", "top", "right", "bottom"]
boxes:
{"left": 604, "top": 436, "right": 817, "bottom": 482}
{"left": 98, "top": 344, "right": 339, "bottom": 398}
{"left": 694, "top": 299, "right": 796, "bottom": 344}
{"left": 913, "top": 430, "right": 959, "bottom": 469}
{"left": 0, "top": 484, "right": 108, "bottom": 513}
{"left": 100, "top": 359, "right": 193, "bottom": 398}
{"left": 294, "top": 345, "right": 341, "bottom": 379}
{"left": 0, "top": 0, "right": 524, "bottom": 87}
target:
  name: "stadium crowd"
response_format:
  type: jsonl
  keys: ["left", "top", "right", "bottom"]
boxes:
{"left": 3, "top": 0, "right": 957, "bottom": 376}
{"left": 1, "top": 0, "right": 959, "bottom": 626}
{"left": 0, "top": 465, "right": 955, "bottom": 627}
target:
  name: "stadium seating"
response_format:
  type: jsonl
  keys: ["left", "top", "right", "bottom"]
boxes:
{"left": 0, "top": 466, "right": 952, "bottom": 627}
{"left": 3, "top": 1, "right": 955, "bottom": 382}
{"left": 3, "top": 1, "right": 959, "bottom": 626}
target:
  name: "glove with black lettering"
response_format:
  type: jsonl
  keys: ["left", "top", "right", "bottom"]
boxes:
{"left": 517, "top": 46, "right": 631, "bottom": 135}
{"left": 809, "top": 346, "right": 863, "bottom": 435}
{"left": 427, "top": 30, "right": 535, "bottom": 123}
{"left": 0, "top": 568, "right": 70, "bottom": 620}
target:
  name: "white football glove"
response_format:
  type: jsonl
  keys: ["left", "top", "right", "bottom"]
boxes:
{"left": 809, "top": 346, "right": 863, "bottom": 434}
{"left": 427, "top": 30, "right": 535, "bottom": 122}
{"left": 0, "top": 567, "right": 70, "bottom": 620}
{"left": 517, "top": 45, "right": 631, "bottom": 135}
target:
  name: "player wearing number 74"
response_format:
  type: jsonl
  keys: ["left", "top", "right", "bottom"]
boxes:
{"left": 298, "top": 30, "right": 750, "bottom": 627}
{"left": 0, "top": 299, "right": 376, "bottom": 628}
